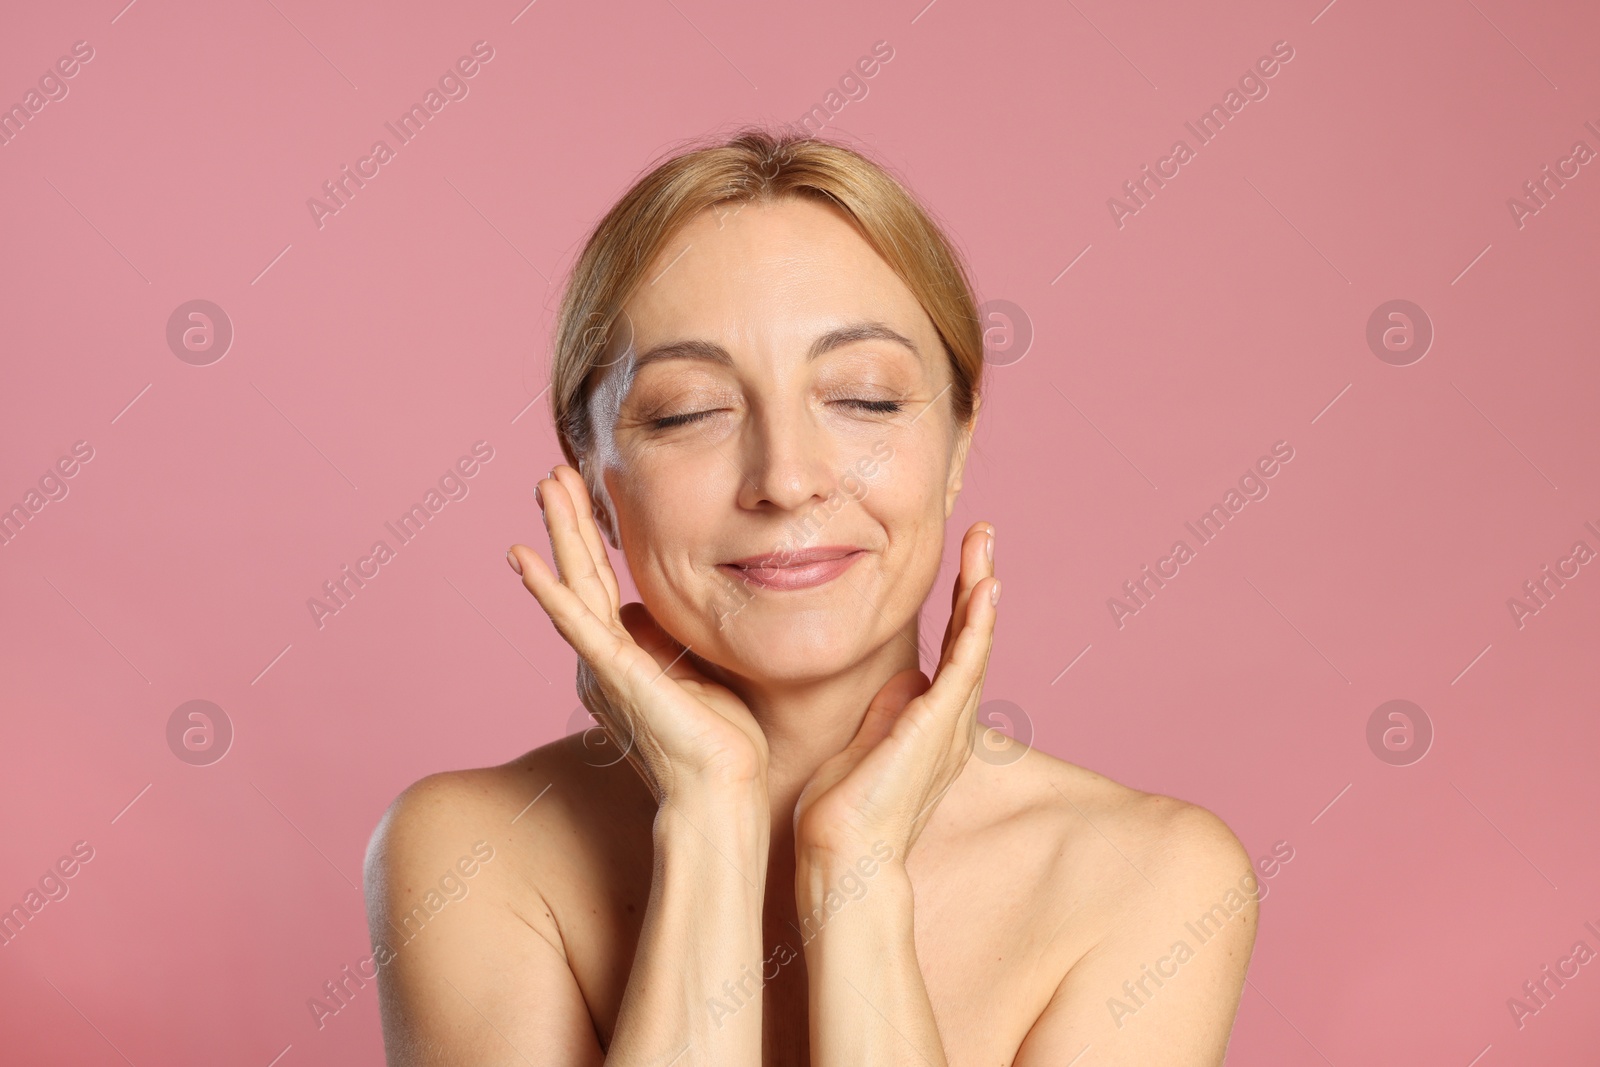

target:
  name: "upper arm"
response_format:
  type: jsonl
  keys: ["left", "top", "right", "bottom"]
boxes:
{"left": 362, "top": 772, "right": 604, "bottom": 1067}
{"left": 1014, "top": 801, "right": 1258, "bottom": 1067}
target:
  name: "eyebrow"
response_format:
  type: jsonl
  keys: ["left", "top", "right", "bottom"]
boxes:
{"left": 630, "top": 320, "right": 922, "bottom": 371}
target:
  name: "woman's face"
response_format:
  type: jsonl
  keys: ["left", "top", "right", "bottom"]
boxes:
{"left": 588, "top": 194, "right": 974, "bottom": 684}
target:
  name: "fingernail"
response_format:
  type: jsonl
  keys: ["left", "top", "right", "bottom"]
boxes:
{"left": 506, "top": 550, "right": 523, "bottom": 575}
{"left": 985, "top": 532, "right": 994, "bottom": 563}
{"left": 535, "top": 484, "right": 545, "bottom": 511}
{"left": 990, "top": 580, "right": 1001, "bottom": 606}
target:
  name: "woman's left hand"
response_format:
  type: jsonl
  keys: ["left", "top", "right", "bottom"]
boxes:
{"left": 792, "top": 521, "right": 1001, "bottom": 865}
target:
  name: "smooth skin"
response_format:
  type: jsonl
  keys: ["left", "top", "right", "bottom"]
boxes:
{"left": 363, "top": 197, "right": 1257, "bottom": 1065}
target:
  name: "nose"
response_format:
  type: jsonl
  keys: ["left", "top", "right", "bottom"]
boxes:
{"left": 733, "top": 402, "right": 838, "bottom": 515}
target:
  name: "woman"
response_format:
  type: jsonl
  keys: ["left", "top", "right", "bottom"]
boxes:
{"left": 363, "top": 128, "right": 1258, "bottom": 1065}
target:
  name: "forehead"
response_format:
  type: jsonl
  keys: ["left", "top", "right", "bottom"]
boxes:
{"left": 619, "top": 196, "right": 939, "bottom": 367}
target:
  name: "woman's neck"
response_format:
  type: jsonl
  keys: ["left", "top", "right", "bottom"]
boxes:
{"left": 698, "top": 631, "right": 926, "bottom": 834}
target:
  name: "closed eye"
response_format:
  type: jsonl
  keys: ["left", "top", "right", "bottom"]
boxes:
{"left": 838, "top": 399, "right": 903, "bottom": 415}
{"left": 651, "top": 399, "right": 901, "bottom": 430}
{"left": 650, "top": 409, "right": 721, "bottom": 430}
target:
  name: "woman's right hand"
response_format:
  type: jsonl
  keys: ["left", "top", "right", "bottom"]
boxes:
{"left": 507, "top": 464, "right": 770, "bottom": 804}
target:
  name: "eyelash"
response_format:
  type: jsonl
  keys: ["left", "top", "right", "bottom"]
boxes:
{"left": 651, "top": 411, "right": 714, "bottom": 430}
{"left": 846, "top": 399, "right": 904, "bottom": 415}
{"left": 650, "top": 398, "right": 903, "bottom": 430}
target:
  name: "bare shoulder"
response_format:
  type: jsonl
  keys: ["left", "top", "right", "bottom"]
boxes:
{"left": 362, "top": 737, "right": 558, "bottom": 957}
{"left": 360, "top": 733, "right": 649, "bottom": 1065}
{"left": 363, "top": 731, "right": 651, "bottom": 921}
{"left": 364, "top": 758, "right": 523, "bottom": 871}
{"left": 365, "top": 736, "right": 558, "bottom": 892}
{"left": 984, "top": 747, "right": 1258, "bottom": 1065}
{"left": 981, "top": 743, "right": 1252, "bottom": 898}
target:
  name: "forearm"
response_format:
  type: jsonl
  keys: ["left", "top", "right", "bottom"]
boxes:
{"left": 798, "top": 848, "right": 946, "bottom": 1067}
{"left": 607, "top": 787, "right": 770, "bottom": 1066}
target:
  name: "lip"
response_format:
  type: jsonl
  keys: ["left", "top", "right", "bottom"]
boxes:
{"left": 717, "top": 546, "right": 865, "bottom": 591}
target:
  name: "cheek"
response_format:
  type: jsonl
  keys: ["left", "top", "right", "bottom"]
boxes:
{"left": 609, "top": 457, "right": 723, "bottom": 591}
{"left": 854, "top": 433, "right": 949, "bottom": 528}
{"left": 852, "top": 436, "right": 952, "bottom": 595}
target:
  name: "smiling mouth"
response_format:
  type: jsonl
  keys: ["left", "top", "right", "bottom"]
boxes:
{"left": 717, "top": 546, "right": 866, "bottom": 592}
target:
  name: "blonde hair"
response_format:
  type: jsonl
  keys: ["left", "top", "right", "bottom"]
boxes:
{"left": 548, "top": 125, "right": 985, "bottom": 532}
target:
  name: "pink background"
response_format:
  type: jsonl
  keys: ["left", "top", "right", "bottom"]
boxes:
{"left": 3, "top": 0, "right": 1598, "bottom": 1063}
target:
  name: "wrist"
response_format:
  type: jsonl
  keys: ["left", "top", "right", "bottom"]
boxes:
{"left": 795, "top": 836, "right": 907, "bottom": 915}
{"left": 654, "top": 782, "right": 770, "bottom": 853}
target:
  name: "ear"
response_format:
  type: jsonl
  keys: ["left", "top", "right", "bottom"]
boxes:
{"left": 579, "top": 458, "right": 621, "bottom": 549}
{"left": 943, "top": 394, "right": 980, "bottom": 518}
{"left": 593, "top": 501, "right": 620, "bottom": 550}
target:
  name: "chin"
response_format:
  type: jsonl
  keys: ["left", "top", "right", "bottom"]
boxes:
{"left": 698, "top": 603, "right": 886, "bottom": 684}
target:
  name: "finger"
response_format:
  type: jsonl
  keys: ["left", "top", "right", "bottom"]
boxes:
{"left": 538, "top": 471, "right": 615, "bottom": 622}
{"left": 923, "top": 573, "right": 1001, "bottom": 743}
{"left": 513, "top": 543, "right": 693, "bottom": 746}
{"left": 550, "top": 463, "right": 622, "bottom": 612}
{"left": 940, "top": 523, "right": 994, "bottom": 665}
{"left": 943, "top": 523, "right": 992, "bottom": 646}
{"left": 507, "top": 540, "right": 637, "bottom": 675}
